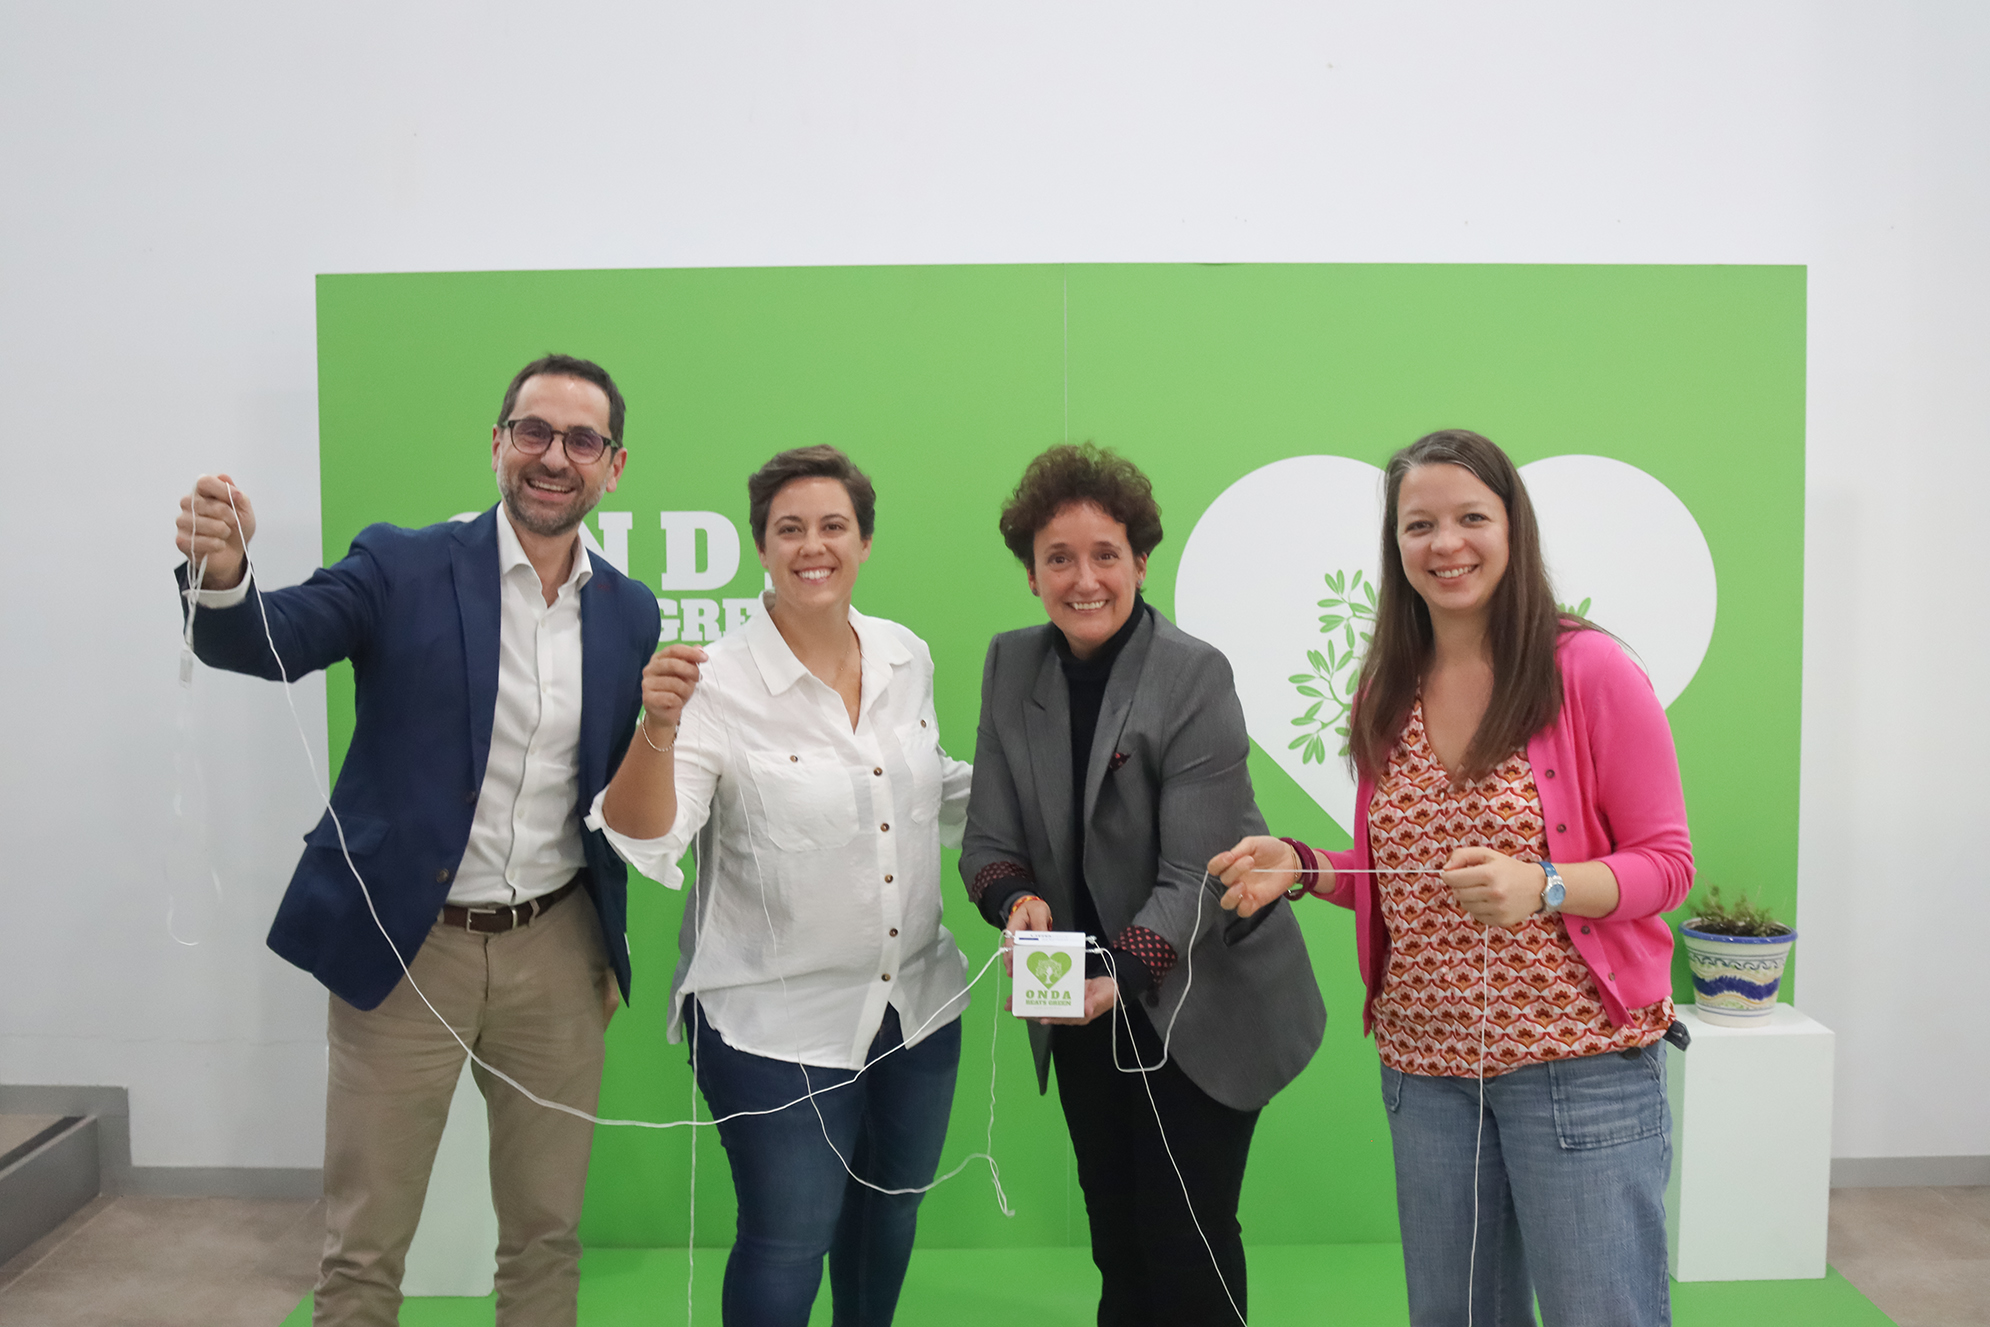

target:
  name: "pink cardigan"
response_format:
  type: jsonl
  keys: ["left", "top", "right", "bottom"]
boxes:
{"left": 1317, "top": 628, "right": 1695, "bottom": 1030}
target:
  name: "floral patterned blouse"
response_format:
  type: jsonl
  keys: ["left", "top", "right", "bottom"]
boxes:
{"left": 1368, "top": 700, "right": 1671, "bottom": 1077}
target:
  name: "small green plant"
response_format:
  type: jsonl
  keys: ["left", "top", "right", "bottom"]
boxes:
{"left": 1685, "top": 885, "right": 1790, "bottom": 937}
{"left": 1558, "top": 596, "right": 1593, "bottom": 620}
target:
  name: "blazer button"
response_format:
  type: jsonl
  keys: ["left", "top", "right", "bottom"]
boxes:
{"left": 435, "top": 868, "right": 452, "bottom": 884}
{"left": 464, "top": 790, "right": 478, "bottom": 805}
{"left": 884, "top": 874, "right": 894, "bottom": 883}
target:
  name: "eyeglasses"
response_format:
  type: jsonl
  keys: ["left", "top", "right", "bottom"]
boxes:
{"left": 504, "top": 417, "right": 617, "bottom": 464}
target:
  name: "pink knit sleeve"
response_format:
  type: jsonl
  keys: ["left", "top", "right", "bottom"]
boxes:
{"left": 1575, "top": 635, "right": 1695, "bottom": 920}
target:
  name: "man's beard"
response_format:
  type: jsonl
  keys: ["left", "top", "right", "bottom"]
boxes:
{"left": 499, "top": 464, "right": 598, "bottom": 538}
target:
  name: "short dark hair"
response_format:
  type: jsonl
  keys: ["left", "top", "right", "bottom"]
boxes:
{"left": 495, "top": 354, "right": 627, "bottom": 445}
{"left": 997, "top": 443, "right": 1164, "bottom": 568}
{"left": 746, "top": 446, "right": 878, "bottom": 549}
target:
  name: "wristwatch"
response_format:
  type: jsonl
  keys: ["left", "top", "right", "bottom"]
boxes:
{"left": 1536, "top": 860, "right": 1566, "bottom": 914}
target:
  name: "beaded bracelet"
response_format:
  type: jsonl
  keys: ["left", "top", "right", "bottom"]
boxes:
{"left": 1278, "top": 837, "right": 1320, "bottom": 902}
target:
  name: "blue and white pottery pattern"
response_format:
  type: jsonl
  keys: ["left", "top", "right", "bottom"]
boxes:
{"left": 1679, "top": 922, "right": 1796, "bottom": 1027}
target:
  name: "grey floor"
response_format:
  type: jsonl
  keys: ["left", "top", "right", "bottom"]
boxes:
{"left": 0, "top": 1188, "right": 1982, "bottom": 1325}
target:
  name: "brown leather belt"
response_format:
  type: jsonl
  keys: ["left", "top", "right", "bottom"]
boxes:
{"left": 439, "top": 876, "right": 581, "bottom": 934}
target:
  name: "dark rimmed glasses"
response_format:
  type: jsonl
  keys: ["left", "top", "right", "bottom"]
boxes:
{"left": 504, "top": 417, "right": 618, "bottom": 464}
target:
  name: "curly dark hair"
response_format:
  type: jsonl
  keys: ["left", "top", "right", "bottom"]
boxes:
{"left": 746, "top": 445, "right": 878, "bottom": 549}
{"left": 997, "top": 443, "right": 1164, "bottom": 568}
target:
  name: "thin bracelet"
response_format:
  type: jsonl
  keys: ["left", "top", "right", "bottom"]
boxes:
{"left": 1278, "top": 837, "right": 1320, "bottom": 901}
{"left": 1005, "top": 894, "right": 1046, "bottom": 926}
{"left": 637, "top": 712, "right": 676, "bottom": 755}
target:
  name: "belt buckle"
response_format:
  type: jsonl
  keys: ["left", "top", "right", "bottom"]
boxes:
{"left": 463, "top": 905, "right": 503, "bottom": 934}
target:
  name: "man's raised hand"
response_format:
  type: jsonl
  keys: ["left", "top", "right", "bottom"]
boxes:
{"left": 176, "top": 474, "right": 257, "bottom": 592}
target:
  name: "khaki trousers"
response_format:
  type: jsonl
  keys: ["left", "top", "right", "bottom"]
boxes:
{"left": 315, "top": 887, "right": 611, "bottom": 1327}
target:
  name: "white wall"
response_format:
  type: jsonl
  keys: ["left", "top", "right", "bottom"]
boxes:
{"left": 1, "top": 1, "right": 1982, "bottom": 1169}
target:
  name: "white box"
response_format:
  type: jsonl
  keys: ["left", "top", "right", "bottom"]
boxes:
{"left": 1665, "top": 1003, "right": 1836, "bottom": 1281}
{"left": 1010, "top": 929, "right": 1087, "bottom": 1018}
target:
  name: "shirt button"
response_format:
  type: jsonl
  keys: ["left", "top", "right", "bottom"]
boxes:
{"left": 880, "top": 823, "right": 890, "bottom": 832}
{"left": 1555, "top": 823, "right": 1567, "bottom": 833}
{"left": 790, "top": 755, "right": 798, "bottom": 762}
{"left": 1607, "top": 972, "right": 1617, "bottom": 981}
{"left": 884, "top": 874, "right": 894, "bottom": 883}
{"left": 920, "top": 720, "right": 927, "bottom": 728}
{"left": 881, "top": 973, "right": 892, "bottom": 982}
{"left": 889, "top": 928, "right": 899, "bottom": 937}
{"left": 1581, "top": 925, "right": 1592, "bottom": 935}
{"left": 874, "top": 767, "right": 884, "bottom": 776}
{"left": 1545, "top": 769, "right": 1556, "bottom": 779}
{"left": 435, "top": 868, "right": 452, "bottom": 884}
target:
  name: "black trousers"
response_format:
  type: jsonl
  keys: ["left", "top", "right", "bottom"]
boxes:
{"left": 1050, "top": 1003, "right": 1260, "bottom": 1327}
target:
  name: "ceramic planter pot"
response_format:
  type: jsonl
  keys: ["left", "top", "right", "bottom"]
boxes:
{"left": 1679, "top": 921, "right": 1796, "bottom": 1027}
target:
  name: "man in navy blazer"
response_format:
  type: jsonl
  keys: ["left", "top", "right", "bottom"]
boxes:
{"left": 177, "top": 354, "right": 660, "bottom": 1326}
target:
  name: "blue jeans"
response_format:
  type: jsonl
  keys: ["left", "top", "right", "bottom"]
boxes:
{"left": 687, "top": 999, "right": 962, "bottom": 1327}
{"left": 1381, "top": 1042, "right": 1672, "bottom": 1327}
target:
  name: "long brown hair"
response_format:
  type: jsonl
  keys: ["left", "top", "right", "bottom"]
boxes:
{"left": 1347, "top": 430, "right": 1576, "bottom": 783}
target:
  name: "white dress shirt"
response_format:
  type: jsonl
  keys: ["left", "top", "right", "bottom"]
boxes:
{"left": 587, "top": 600, "right": 973, "bottom": 1069}
{"left": 188, "top": 507, "right": 596, "bottom": 908}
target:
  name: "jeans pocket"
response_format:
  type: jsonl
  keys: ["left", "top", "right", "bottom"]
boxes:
{"left": 1547, "top": 1045, "right": 1666, "bottom": 1150}
{"left": 1379, "top": 1064, "right": 1405, "bottom": 1114}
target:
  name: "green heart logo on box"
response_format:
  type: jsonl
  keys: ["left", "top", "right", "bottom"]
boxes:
{"left": 1026, "top": 951, "right": 1072, "bottom": 987}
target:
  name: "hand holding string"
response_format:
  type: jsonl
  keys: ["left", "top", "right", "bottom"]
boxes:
{"left": 1442, "top": 845, "right": 1545, "bottom": 928}
{"left": 1208, "top": 835, "right": 1301, "bottom": 916}
{"left": 175, "top": 474, "right": 256, "bottom": 591}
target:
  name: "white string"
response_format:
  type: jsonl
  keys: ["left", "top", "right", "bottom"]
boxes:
{"left": 1468, "top": 923, "right": 1491, "bottom": 1327}
{"left": 168, "top": 477, "right": 217, "bottom": 947}
{"left": 700, "top": 666, "right": 1013, "bottom": 1211}
{"left": 1250, "top": 854, "right": 1498, "bottom": 1321}
{"left": 191, "top": 480, "right": 1015, "bottom": 1142}
{"left": 1079, "top": 871, "right": 1250, "bottom": 1326}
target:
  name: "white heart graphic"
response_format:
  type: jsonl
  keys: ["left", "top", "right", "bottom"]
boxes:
{"left": 1176, "top": 454, "right": 1716, "bottom": 835}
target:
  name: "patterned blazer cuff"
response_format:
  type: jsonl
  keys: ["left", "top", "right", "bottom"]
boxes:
{"left": 999, "top": 892, "right": 1043, "bottom": 925}
{"left": 970, "top": 860, "right": 1035, "bottom": 926}
{"left": 1113, "top": 925, "right": 1177, "bottom": 1002}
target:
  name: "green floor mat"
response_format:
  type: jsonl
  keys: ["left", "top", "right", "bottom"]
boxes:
{"left": 280, "top": 1243, "right": 1894, "bottom": 1325}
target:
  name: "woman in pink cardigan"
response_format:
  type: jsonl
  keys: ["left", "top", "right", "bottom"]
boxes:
{"left": 1213, "top": 430, "right": 1692, "bottom": 1327}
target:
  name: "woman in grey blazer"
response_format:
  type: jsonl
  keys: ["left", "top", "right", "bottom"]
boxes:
{"left": 961, "top": 443, "right": 1325, "bottom": 1327}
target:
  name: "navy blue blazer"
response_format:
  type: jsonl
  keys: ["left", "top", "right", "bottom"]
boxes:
{"left": 177, "top": 506, "right": 660, "bottom": 1011}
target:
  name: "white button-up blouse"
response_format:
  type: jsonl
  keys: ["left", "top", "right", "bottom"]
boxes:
{"left": 587, "top": 602, "right": 974, "bottom": 1069}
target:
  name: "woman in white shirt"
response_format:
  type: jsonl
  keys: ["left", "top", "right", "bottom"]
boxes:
{"left": 593, "top": 445, "right": 973, "bottom": 1327}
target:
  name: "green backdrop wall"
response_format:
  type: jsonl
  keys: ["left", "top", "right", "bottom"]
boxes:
{"left": 315, "top": 262, "right": 1805, "bottom": 1250}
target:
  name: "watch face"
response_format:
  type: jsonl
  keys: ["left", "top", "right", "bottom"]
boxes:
{"left": 1546, "top": 879, "right": 1567, "bottom": 907}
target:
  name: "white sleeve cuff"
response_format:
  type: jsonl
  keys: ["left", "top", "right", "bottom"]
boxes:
{"left": 185, "top": 569, "right": 252, "bottom": 609}
{"left": 585, "top": 787, "right": 687, "bottom": 890}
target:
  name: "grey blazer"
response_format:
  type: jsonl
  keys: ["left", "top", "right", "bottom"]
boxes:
{"left": 961, "top": 605, "right": 1325, "bottom": 1112}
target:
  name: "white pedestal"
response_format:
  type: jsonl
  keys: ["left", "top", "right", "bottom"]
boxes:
{"left": 1664, "top": 1003, "right": 1835, "bottom": 1282}
{"left": 401, "top": 1060, "right": 499, "bottom": 1297}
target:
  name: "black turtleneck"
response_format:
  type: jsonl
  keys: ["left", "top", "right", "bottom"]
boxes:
{"left": 1052, "top": 596, "right": 1151, "bottom": 992}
